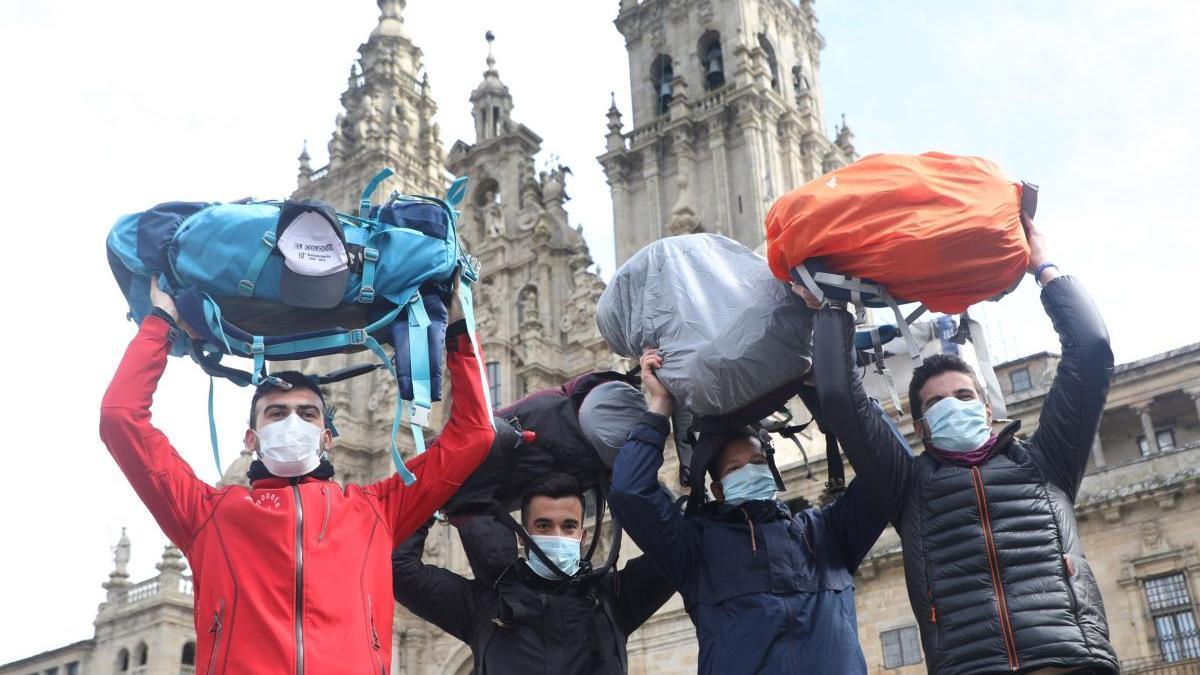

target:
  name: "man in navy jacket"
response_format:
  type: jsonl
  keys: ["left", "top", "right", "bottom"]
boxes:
{"left": 609, "top": 349, "right": 890, "bottom": 675}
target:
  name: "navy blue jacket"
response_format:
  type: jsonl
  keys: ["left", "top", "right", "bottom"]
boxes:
{"left": 609, "top": 412, "right": 890, "bottom": 675}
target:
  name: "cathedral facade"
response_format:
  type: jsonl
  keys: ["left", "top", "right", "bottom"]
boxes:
{"left": 6, "top": 2, "right": 1200, "bottom": 674}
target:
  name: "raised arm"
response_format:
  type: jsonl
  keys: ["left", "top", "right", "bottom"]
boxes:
{"left": 372, "top": 318, "right": 495, "bottom": 544}
{"left": 608, "top": 350, "right": 698, "bottom": 591}
{"left": 391, "top": 519, "right": 478, "bottom": 642}
{"left": 98, "top": 284, "right": 215, "bottom": 553}
{"left": 819, "top": 477, "right": 890, "bottom": 573}
{"left": 1027, "top": 276, "right": 1113, "bottom": 499}
{"left": 611, "top": 553, "right": 678, "bottom": 635}
{"left": 810, "top": 302, "right": 916, "bottom": 526}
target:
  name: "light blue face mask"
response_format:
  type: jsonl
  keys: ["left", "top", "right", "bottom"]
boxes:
{"left": 719, "top": 462, "right": 778, "bottom": 505}
{"left": 923, "top": 397, "right": 991, "bottom": 452}
{"left": 525, "top": 535, "right": 582, "bottom": 580}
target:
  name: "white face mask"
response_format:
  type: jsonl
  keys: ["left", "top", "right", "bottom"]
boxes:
{"left": 525, "top": 535, "right": 582, "bottom": 580}
{"left": 254, "top": 413, "right": 323, "bottom": 477}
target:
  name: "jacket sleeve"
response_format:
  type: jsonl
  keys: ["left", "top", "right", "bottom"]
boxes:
{"left": 812, "top": 306, "right": 917, "bottom": 526}
{"left": 611, "top": 553, "right": 677, "bottom": 635}
{"left": 371, "top": 324, "right": 496, "bottom": 544}
{"left": 98, "top": 316, "right": 216, "bottom": 553}
{"left": 608, "top": 412, "right": 697, "bottom": 592}
{"left": 1028, "top": 277, "right": 1114, "bottom": 501}
{"left": 391, "top": 519, "right": 478, "bottom": 642}
{"left": 819, "top": 477, "right": 890, "bottom": 573}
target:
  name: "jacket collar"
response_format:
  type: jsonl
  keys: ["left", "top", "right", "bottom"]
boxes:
{"left": 247, "top": 458, "right": 336, "bottom": 488}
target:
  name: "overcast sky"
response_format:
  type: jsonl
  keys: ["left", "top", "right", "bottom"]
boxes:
{"left": 0, "top": 0, "right": 1196, "bottom": 664}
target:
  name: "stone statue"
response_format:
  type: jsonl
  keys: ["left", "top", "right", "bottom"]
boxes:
{"left": 113, "top": 527, "right": 131, "bottom": 575}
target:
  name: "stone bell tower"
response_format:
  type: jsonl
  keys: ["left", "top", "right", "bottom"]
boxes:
{"left": 599, "top": 0, "right": 857, "bottom": 264}
{"left": 446, "top": 32, "right": 615, "bottom": 407}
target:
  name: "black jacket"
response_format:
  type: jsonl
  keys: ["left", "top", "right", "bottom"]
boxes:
{"left": 391, "top": 517, "right": 675, "bottom": 675}
{"left": 812, "top": 276, "right": 1118, "bottom": 675}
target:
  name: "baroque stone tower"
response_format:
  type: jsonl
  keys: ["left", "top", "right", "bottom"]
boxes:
{"left": 599, "top": 0, "right": 857, "bottom": 264}
{"left": 446, "top": 32, "right": 615, "bottom": 405}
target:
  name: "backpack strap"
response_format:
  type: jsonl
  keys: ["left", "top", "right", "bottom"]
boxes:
{"left": 403, "top": 293, "right": 432, "bottom": 460}
{"left": 237, "top": 229, "right": 278, "bottom": 297}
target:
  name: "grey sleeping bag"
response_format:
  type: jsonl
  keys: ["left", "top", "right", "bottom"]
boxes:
{"left": 597, "top": 233, "right": 813, "bottom": 418}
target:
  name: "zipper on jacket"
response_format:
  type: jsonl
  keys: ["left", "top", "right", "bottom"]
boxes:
{"left": 206, "top": 598, "right": 225, "bottom": 675}
{"left": 738, "top": 507, "right": 759, "bottom": 559}
{"left": 319, "top": 486, "right": 330, "bottom": 544}
{"left": 367, "top": 595, "right": 384, "bottom": 675}
{"left": 970, "top": 467, "right": 1019, "bottom": 671}
{"left": 292, "top": 484, "right": 306, "bottom": 675}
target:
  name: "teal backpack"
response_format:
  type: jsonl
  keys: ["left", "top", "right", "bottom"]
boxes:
{"left": 106, "top": 169, "right": 493, "bottom": 483}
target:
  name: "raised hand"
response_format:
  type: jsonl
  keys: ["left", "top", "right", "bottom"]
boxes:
{"left": 640, "top": 348, "right": 673, "bottom": 417}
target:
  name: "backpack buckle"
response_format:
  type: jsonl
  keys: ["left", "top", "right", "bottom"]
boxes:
{"left": 358, "top": 286, "right": 376, "bottom": 303}
{"left": 410, "top": 404, "right": 431, "bottom": 428}
{"left": 237, "top": 279, "right": 255, "bottom": 296}
{"left": 348, "top": 329, "right": 368, "bottom": 346}
{"left": 363, "top": 247, "right": 379, "bottom": 262}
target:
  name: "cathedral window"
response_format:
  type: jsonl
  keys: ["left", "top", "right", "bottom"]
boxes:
{"left": 135, "top": 642, "right": 149, "bottom": 667}
{"left": 181, "top": 641, "right": 196, "bottom": 666}
{"left": 116, "top": 648, "right": 130, "bottom": 672}
{"left": 650, "top": 54, "right": 674, "bottom": 116}
{"left": 698, "top": 32, "right": 725, "bottom": 91}
{"left": 758, "top": 34, "right": 780, "bottom": 92}
{"left": 492, "top": 106, "right": 500, "bottom": 137}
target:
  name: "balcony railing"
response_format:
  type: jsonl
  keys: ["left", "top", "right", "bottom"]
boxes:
{"left": 1122, "top": 654, "right": 1200, "bottom": 674}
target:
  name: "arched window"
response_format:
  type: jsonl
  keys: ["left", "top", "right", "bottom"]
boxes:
{"left": 698, "top": 31, "right": 724, "bottom": 90}
{"left": 758, "top": 34, "right": 780, "bottom": 91}
{"left": 181, "top": 642, "right": 196, "bottom": 666}
{"left": 486, "top": 361, "right": 502, "bottom": 408}
{"left": 135, "top": 642, "right": 149, "bottom": 666}
{"left": 117, "top": 648, "right": 130, "bottom": 672}
{"left": 792, "top": 64, "right": 810, "bottom": 103}
{"left": 650, "top": 54, "right": 674, "bottom": 116}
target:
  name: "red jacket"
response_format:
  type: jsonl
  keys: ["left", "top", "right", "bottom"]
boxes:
{"left": 99, "top": 316, "right": 494, "bottom": 675}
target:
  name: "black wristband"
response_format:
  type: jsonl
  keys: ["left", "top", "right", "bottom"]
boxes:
{"left": 149, "top": 307, "right": 178, "bottom": 327}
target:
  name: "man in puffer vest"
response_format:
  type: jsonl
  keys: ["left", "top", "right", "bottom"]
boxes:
{"left": 609, "top": 350, "right": 889, "bottom": 675}
{"left": 806, "top": 217, "right": 1119, "bottom": 674}
{"left": 98, "top": 279, "right": 495, "bottom": 675}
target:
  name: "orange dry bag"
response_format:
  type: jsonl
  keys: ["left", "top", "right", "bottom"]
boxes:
{"left": 765, "top": 152, "right": 1034, "bottom": 315}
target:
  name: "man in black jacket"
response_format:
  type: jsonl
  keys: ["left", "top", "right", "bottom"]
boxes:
{"left": 803, "top": 217, "right": 1119, "bottom": 674}
{"left": 391, "top": 473, "right": 675, "bottom": 675}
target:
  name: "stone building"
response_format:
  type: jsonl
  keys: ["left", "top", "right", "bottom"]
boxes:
{"left": 0, "top": 532, "right": 198, "bottom": 675}
{"left": 7, "top": 1, "right": 1199, "bottom": 674}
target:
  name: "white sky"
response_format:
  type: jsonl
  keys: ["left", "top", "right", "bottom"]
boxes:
{"left": 0, "top": 0, "right": 1196, "bottom": 664}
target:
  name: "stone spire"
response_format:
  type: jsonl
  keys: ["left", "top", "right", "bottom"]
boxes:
{"left": 297, "top": 140, "right": 312, "bottom": 187}
{"left": 605, "top": 92, "right": 625, "bottom": 152}
{"left": 834, "top": 113, "right": 856, "bottom": 157}
{"left": 471, "top": 31, "right": 514, "bottom": 143}
{"left": 371, "top": 0, "right": 410, "bottom": 40}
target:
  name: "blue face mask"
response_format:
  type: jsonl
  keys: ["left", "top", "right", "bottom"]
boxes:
{"left": 525, "top": 535, "right": 582, "bottom": 580}
{"left": 719, "top": 462, "right": 778, "bottom": 505}
{"left": 923, "top": 397, "right": 991, "bottom": 452}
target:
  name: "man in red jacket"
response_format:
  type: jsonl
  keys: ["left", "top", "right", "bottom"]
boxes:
{"left": 99, "top": 279, "right": 495, "bottom": 675}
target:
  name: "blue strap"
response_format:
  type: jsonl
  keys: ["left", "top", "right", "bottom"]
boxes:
{"left": 208, "top": 376, "right": 222, "bottom": 476}
{"left": 238, "top": 230, "right": 277, "bottom": 297}
{"left": 359, "top": 168, "right": 395, "bottom": 220}
{"left": 200, "top": 295, "right": 233, "bottom": 354}
{"left": 251, "top": 336, "right": 267, "bottom": 385}
{"left": 358, "top": 331, "right": 417, "bottom": 486}
{"left": 407, "top": 295, "right": 433, "bottom": 450}
{"left": 357, "top": 246, "right": 379, "bottom": 303}
{"left": 457, "top": 264, "right": 495, "bottom": 426}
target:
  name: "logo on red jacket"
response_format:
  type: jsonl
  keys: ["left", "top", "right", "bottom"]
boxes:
{"left": 252, "top": 492, "right": 282, "bottom": 510}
